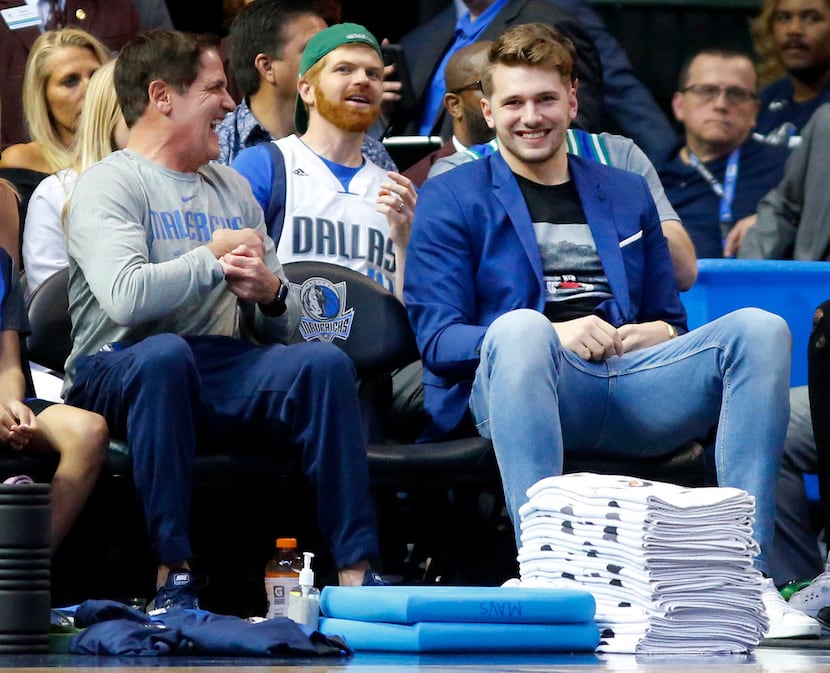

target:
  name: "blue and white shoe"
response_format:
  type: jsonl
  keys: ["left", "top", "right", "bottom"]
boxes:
{"left": 147, "top": 570, "right": 205, "bottom": 615}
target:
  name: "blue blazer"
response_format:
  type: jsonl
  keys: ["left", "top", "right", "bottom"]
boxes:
{"left": 404, "top": 151, "right": 688, "bottom": 440}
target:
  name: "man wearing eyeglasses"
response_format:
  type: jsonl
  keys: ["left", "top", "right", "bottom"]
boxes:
{"left": 657, "top": 49, "right": 789, "bottom": 258}
{"left": 403, "top": 41, "right": 495, "bottom": 187}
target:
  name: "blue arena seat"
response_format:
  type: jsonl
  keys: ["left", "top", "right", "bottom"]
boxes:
{"left": 681, "top": 259, "right": 830, "bottom": 506}
{"left": 682, "top": 259, "right": 830, "bottom": 387}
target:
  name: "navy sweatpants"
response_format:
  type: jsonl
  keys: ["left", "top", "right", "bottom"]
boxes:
{"left": 65, "top": 333, "right": 380, "bottom": 568}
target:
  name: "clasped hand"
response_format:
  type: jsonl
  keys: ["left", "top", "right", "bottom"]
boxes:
{"left": 0, "top": 401, "right": 36, "bottom": 450}
{"left": 210, "top": 229, "right": 279, "bottom": 304}
{"left": 553, "top": 316, "right": 673, "bottom": 361}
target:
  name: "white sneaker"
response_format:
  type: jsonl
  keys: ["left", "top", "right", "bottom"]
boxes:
{"left": 789, "top": 570, "right": 830, "bottom": 628}
{"left": 761, "top": 577, "right": 821, "bottom": 639}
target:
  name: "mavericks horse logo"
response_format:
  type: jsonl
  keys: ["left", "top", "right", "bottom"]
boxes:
{"left": 295, "top": 277, "right": 354, "bottom": 343}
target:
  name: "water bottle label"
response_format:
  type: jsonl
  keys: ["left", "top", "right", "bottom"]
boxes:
{"left": 265, "top": 577, "right": 294, "bottom": 618}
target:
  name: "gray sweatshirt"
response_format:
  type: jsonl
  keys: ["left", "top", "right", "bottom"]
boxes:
{"left": 63, "top": 149, "right": 299, "bottom": 391}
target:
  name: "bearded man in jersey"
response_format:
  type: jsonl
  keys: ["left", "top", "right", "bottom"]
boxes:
{"left": 232, "top": 22, "right": 416, "bottom": 301}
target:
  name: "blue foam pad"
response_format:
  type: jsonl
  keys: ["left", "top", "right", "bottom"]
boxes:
{"left": 319, "top": 617, "right": 599, "bottom": 653}
{"left": 319, "top": 585, "right": 595, "bottom": 624}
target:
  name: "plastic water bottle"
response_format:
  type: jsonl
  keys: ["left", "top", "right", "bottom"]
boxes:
{"left": 264, "top": 537, "right": 301, "bottom": 618}
{"left": 287, "top": 551, "right": 321, "bottom": 629}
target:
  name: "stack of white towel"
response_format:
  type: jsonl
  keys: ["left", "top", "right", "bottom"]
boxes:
{"left": 515, "top": 472, "right": 767, "bottom": 654}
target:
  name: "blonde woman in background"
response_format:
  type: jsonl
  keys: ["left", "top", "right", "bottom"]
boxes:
{"left": 0, "top": 28, "right": 109, "bottom": 174}
{"left": 750, "top": 0, "right": 787, "bottom": 89}
{"left": 23, "top": 60, "right": 127, "bottom": 298}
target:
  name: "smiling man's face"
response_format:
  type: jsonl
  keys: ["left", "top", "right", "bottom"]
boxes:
{"left": 168, "top": 48, "right": 236, "bottom": 168}
{"left": 304, "top": 44, "right": 383, "bottom": 133}
{"left": 481, "top": 62, "right": 577, "bottom": 169}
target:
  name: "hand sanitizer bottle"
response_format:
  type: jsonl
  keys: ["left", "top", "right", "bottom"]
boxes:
{"left": 286, "top": 551, "right": 320, "bottom": 630}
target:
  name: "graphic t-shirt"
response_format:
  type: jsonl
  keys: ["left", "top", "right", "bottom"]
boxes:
{"left": 516, "top": 174, "right": 612, "bottom": 322}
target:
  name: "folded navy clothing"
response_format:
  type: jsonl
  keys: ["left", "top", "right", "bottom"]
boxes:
{"left": 68, "top": 600, "right": 351, "bottom": 657}
{"left": 69, "top": 618, "right": 183, "bottom": 656}
{"left": 74, "top": 600, "right": 153, "bottom": 628}
{"left": 166, "top": 611, "right": 347, "bottom": 656}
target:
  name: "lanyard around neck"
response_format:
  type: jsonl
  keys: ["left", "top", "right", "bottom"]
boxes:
{"left": 687, "top": 148, "right": 741, "bottom": 225}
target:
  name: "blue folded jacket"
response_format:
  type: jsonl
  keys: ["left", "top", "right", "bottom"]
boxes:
{"left": 69, "top": 618, "right": 182, "bottom": 656}
{"left": 68, "top": 599, "right": 351, "bottom": 657}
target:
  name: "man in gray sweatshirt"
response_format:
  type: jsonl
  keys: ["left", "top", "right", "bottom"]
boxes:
{"left": 63, "top": 30, "right": 383, "bottom": 613}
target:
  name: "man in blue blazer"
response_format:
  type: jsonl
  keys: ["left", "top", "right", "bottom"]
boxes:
{"left": 404, "top": 22, "right": 817, "bottom": 639}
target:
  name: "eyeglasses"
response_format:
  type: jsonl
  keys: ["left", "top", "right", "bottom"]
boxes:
{"left": 679, "top": 84, "right": 757, "bottom": 106}
{"left": 449, "top": 80, "right": 482, "bottom": 94}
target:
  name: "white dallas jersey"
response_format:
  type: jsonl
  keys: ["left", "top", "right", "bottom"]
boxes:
{"left": 275, "top": 135, "right": 396, "bottom": 293}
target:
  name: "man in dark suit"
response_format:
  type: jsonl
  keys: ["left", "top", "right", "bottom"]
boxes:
{"left": 395, "top": 0, "right": 604, "bottom": 138}
{"left": 0, "top": 0, "right": 139, "bottom": 149}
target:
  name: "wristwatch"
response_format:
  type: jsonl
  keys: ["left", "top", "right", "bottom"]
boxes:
{"left": 665, "top": 322, "right": 679, "bottom": 340}
{"left": 260, "top": 282, "right": 289, "bottom": 317}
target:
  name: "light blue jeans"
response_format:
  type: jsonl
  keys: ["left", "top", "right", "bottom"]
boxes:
{"left": 470, "top": 308, "right": 790, "bottom": 575}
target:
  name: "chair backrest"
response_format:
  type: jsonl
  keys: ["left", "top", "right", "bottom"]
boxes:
{"left": 24, "top": 262, "right": 422, "bottom": 378}
{"left": 282, "top": 261, "right": 419, "bottom": 377}
{"left": 25, "top": 266, "right": 71, "bottom": 374}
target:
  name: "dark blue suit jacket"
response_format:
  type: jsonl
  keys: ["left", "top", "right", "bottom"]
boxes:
{"left": 404, "top": 151, "right": 687, "bottom": 439}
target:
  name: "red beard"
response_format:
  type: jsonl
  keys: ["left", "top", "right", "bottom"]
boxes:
{"left": 314, "top": 86, "right": 380, "bottom": 133}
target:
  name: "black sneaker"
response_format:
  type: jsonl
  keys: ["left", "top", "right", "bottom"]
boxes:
{"left": 362, "top": 569, "right": 388, "bottom": 586}
{"left": 146, "top": 570, "right": 205, "bottom": 615}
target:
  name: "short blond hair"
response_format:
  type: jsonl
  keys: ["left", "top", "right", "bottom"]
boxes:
{"left": 22, "top": 28, "right": 109, "bottom": 173}
{"left": 482, "top": 22, "right": 576, "bottom": 97}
